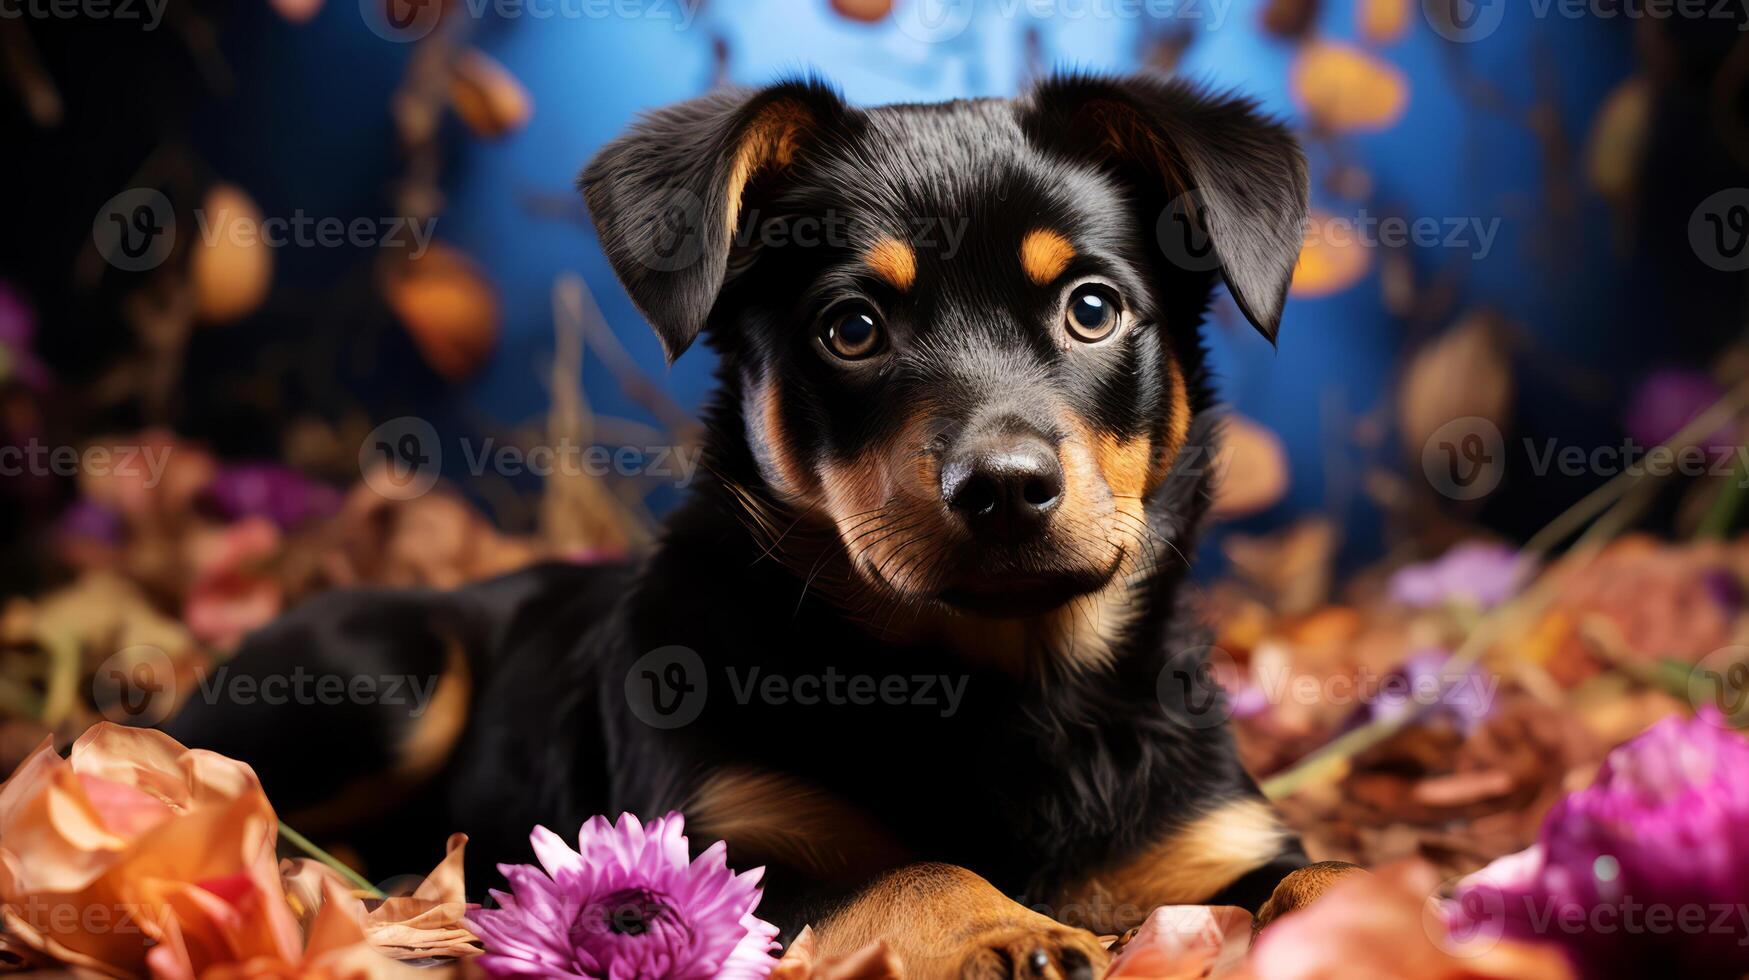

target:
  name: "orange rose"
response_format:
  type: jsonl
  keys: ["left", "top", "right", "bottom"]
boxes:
{"left": 0, "top": 724, "right": 298, "bottom": 976}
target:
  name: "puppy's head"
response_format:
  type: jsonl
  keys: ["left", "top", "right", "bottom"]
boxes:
{"left": 583, "top": 75, "right": 1305, "bottom": 625}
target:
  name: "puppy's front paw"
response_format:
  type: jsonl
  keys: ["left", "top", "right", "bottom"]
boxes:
{"left": 954, "top": 924, "right": 1109, "bottom": 980}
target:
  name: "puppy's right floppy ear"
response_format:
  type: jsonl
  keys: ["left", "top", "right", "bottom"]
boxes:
{"left": 1022, "top": 74, "right": 1309, "bottom": 342}
{"left": 580, "top": 80, "right": 850, "bottom": 361}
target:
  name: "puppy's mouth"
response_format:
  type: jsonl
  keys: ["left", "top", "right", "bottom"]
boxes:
{"left": 935, "top": 549, "right": 1125, "bottom": 619}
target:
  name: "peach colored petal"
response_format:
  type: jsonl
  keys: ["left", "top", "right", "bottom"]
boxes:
{"left": 4, "top": 767, "right": 131, "bottom": 892}
{"left": 773, "top": 927, "right": 902, "bottom": 980}
{"left": 362, "top": 834, "right": 478, "bottom": 959}
{"left": 0, "top": 737, "right": 63, "bottom": 829}
{"left": 1107, "top": 905, "right": 1252, "bottom": 978}
{"left": 76, "top": 774, "right": 174, "bottom": 839}
{"left": 1235, "top": 861, "right": 1574, "bottom": 980}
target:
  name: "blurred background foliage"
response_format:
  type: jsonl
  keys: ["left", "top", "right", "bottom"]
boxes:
{"left": 2, "top": 0, "right": 1747, "bottom": 587}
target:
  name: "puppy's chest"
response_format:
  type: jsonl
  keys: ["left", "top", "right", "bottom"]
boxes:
{"left": 688, "top": 686, "right": 1163, "bottom": 890}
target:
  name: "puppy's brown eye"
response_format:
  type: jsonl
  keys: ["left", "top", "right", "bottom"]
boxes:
{"left": 820, "top": 305, "right": 885, "bottom": 361}
{"left": 1064, "top": 283, "right": 1121, "bottom": 343}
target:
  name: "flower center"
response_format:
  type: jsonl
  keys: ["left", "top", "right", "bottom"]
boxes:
{"left": 569, "top": 887, "right": 693, "bottom": 961}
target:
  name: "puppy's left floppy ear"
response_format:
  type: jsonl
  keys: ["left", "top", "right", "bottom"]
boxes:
{"left": 581, "top": 79, "right": 851, "bottom": 361}
{"left": 1022, "top": 74, "right": 1309, "bottom": 342}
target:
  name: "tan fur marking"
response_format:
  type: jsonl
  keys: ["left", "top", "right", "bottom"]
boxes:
{"left": 688, "top": 767, "right": 908, "bottom": 883}
{"left": 1095, "top": 432, "right": 1153, "bottom": 500}
{"left": 1019, "top": 228, "right": 1076, "bottom": 285}
{"left": 1057, "top": 798, "right": 1291, "bottom": 934}
{"left": 750, "top": 377, "right": 812, "bottom": 499}
{"left": 1164, "top": 358, "right": 1191, "bottom": 465}
{"left": 724, "top": 100, "right": 812, "bottom": 237}
{"left": 864, "top": 237, "right": 917, "bottom": 291}
{"left": 283, "top": 640, "right": 473, "bottom": 838}
{"left": 395, "top": 641, "right": 471, "bottom": 780}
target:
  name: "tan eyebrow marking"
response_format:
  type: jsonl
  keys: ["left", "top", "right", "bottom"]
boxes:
{"left": 1020, "top": 228, "right": 1076, "bottom": 285}
{"left": 863, "top": 237, "right": 916, "bottom": 291}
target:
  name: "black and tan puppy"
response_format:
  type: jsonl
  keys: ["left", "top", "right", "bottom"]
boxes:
{"left": 167, "top": 73, "right": 1328, "bottom": 976}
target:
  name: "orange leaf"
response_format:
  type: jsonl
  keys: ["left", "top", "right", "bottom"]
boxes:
{"left": 448, "top": 50, "right": 531, "bottom": 140}
{"left": 192, "top": 184, "right": 274, "bottom": 325}
{"left": 1291, "top": 43, "right": 1409, "bottom": 132}
{"left": 1357, "top": 0, "right": 1411, "bottom": 44}
{"left": 382, "top": 244, "right": 501, "bottom": 383}
{"left": 1290, "top": 210, "right": 1372, "bottom": 298}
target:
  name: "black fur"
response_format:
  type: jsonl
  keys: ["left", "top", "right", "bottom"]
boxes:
{"left": 166, "top": 72, "right": 1311, "bottom": 937}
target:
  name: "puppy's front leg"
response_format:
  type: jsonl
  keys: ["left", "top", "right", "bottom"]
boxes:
{"left": 811, "top": 864, "right": 1109, "bottom": 980}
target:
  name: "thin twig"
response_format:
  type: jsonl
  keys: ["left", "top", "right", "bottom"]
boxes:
{"left": 278, "top": 821, "right": 384, "bottom": 898}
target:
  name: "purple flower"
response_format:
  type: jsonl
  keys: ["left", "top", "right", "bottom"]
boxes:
{"left": 56, "top": 499, "right": 124, "bottom": 544}
{"left": 1388, "top": 542, "right": 1528, "bottom": 610}
{"left": 466, "top": 812, "right": 779, "bottom": 979}
{"left": 1450, "top": 714, "right": 1749, "bottom": 977}
{"left": 1624, "top": 369, "right": 1737, "bottom": 455}
{"left": 1352, "top": 648, "right": 1495, "bottom": 734}
{"left": 200, "top": 463, "right": 341, "bottom": 530}
{"left": 0, "top": 281, "right": 50, "bottom": 392}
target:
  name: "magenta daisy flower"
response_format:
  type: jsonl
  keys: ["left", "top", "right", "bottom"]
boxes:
{"left": 466, "top": 812, "right": 780, "bottom": 979}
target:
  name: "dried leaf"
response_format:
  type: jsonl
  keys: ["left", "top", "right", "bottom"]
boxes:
{"left": 1211, "top": 414, "right": 1290, "bottom": 519}
{"left": 1357, "top": 0, "right": 1410, "bottom": 44}
{"left": 268, "top": 0, "right": 323, "bottom": 22}
{"left": 1223, "top": 518, "right": 1336, "bottom": 616}
{"left": 448, "top": 50, "right": 532, "bottom": 140}
{"left": 1260, "top": 0, "right": 1321, "bottom": 38}
{"left": 1584, "top": 75, "right": 1651, "bottom": 202}
{"left": 1397, "top": 312, "right": 1512, "bottom": 466}
{"left": 829, "top": 0, "right": 893, "bottom": 23}
{"left": 191, "top": 184, "right": 273, "bottom": 325}
{"left": 1291, "top": 43, "right": 1409, "bottom": 132}
{"left": 382, "top": 244, "right": 501, "bottom": 382}
{"left": 1291, "top": 210, "right": 1373, "bottom": 298}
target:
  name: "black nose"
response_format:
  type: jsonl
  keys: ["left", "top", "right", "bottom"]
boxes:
{"left": 940, "top": 431, "right": 1064, "bottom": 541}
